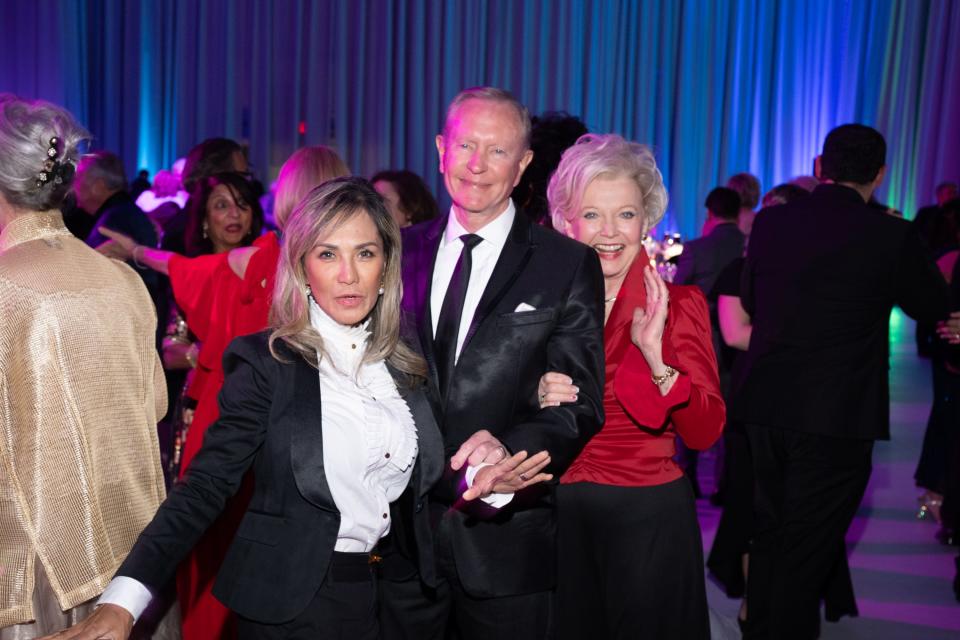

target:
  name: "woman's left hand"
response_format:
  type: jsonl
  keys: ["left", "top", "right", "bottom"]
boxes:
{"left": 630, "top": 265, "right": 669, "bottom": 356}
{"left": 462, "top": 450, "right": 553, "bottom": 501}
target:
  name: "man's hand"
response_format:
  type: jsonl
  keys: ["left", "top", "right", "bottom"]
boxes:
{"left": 461, "top": 450, "right": 553, "bottom": 501}
{"left": 450, "top": 429, "right": 509, "bottom": 471}
{"left": 937, "top": 311, "right": 960, "bottom": 345}
{"left": 40, "top": 604, "right": 133, "bottom": 640}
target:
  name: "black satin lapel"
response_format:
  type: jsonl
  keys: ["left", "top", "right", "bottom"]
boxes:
{"left": 461, "top": 215, "right": 534, "bottom": 352}
{"left": 416, "top": 218, "right": 446, "bottom": 395}
{"left": 395, "top": 379, "right": 444, "bottom": 497}
{"left": 289, "top": 357, "right": 337, "bottom": 513}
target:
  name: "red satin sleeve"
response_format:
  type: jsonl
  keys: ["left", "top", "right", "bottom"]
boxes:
{"left": 612, "top": 286, "right": 725, "bottom": 451}
{"left": 168, "top": 252, "right": 232, "bottom": 341}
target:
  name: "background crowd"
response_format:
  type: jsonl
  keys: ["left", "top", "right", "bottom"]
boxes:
{"left": 0, "top": 82, "right": 957, "bottom": 640}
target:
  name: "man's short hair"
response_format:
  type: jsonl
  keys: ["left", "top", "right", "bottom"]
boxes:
{"left": 936, "top": 182, "right": 958, "bottom": 197}
{"left": 726, "top": 173, "right": 760, "bottom": 209}
{"left": 78, "top": 151, "right": 127, "bottom": 193}
{"left": 705, "top": 187, "right": 741, "bottom": 221}
{"left": 443, "top": 87, "right": 532, "bottom": 149}
{"left": 820, "top": 124, "right": 886, "bottom": 185}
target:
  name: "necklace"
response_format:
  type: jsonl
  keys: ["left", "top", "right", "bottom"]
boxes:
{"left": 604, "top": 296, "right": 617, "bottom": 304}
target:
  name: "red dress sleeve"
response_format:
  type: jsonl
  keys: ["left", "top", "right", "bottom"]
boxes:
{"left": 612, "top": 285, "right": 725, "bottom": 450}
{"left": 168, "top": 252, "right": 231, "bottom": 341}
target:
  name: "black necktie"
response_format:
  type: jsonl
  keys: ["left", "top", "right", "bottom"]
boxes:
{"left": 434, "top": 233, "right": 483, "bottom": 394}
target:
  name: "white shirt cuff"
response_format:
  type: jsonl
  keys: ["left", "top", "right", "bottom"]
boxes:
{"left": 465, "top": 463, "right": 515, "bottom": 508}
{"left": 96, "top": 576, "right": 154, "bottom": 623}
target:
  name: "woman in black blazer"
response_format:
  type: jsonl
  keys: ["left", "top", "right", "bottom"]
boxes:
{"left": 47, "top": 178, "right": 548, "bottom": 640}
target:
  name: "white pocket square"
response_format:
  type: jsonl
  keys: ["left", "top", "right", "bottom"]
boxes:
{"left": 514, "top": 302, "right": 536, "bottom": 313}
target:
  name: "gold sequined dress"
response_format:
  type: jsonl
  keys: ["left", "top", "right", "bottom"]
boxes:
{"left": 0, "top": 211, "right": 167, "bottom": 632}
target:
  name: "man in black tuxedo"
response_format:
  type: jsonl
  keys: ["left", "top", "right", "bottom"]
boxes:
{"left": 379, "top": 87, "right": 605, "bottom": 640}
{"left": 675, "top": 186, "right": 746, "bottom": 497}
{"left": 736, "top": 124, "right": 951, "bottom": 639}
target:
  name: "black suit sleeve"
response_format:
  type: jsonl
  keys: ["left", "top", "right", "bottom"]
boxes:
{"left": 674, "top": 241, "right": 695, "bottom": 286}
{"left": 499, "top": 249, "right": 605, "bottom": 475}
{"left": 117, "top": 336, "right": 272, "bottom": 590}
{"left": 894, "top": 226, "right": 952, "bottom": 321}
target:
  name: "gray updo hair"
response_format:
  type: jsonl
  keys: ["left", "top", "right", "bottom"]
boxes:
{"left": 0, "top": 94, "right": 91, "bottom": 212}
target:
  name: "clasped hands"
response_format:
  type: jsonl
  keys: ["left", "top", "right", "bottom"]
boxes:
{"left": 450, "top": 429, "right": 553, "bottom": 501}
{"left": 937, "top": 311, "right": 960, "bottom": 345}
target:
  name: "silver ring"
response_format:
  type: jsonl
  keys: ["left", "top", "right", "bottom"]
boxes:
{"left": 539, "top": 393, "right": 546, "bottom": 402}
{"left": 496, "top": 446, "right": 507, "bottom": 460}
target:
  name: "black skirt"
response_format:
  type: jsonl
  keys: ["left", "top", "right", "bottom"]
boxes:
{"left": 556, "top": 477, "right": 710, "bottom": 640}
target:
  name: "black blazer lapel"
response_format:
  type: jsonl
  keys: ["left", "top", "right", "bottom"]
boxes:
{"left": 393, "top": 375, "right": 444, "bottom": 497}
{"left": 461, "top": 212, "right": 535, "bottom": 352}
{"left": 289, "top": 356, "right": 338, "bottom": 513}
{"left": 408, "top": 216, "right": 447, "bottom": 396}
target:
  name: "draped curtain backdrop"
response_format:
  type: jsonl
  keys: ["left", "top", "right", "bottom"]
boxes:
{"left": 2, "top": 0, "right": 958, "bottom": 237}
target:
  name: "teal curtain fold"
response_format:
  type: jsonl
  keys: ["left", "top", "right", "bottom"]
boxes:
{"left": 1, "top": 0, "right": 957, "bottom": 237}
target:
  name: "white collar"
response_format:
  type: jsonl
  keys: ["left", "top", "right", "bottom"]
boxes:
{"left": 308, "top": 296, "right": 371, "bottom": 355}
{"left": 442, "top": 199, "right": 516, "bottom": 249}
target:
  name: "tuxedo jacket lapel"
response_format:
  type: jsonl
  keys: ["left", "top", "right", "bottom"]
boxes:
{"left": 394, "top": 375, "right": 444, "bottom": 495}
{"left": 411, "top": 216, "right": 447, "bottom": 396}
{"left": 461, "top": 213, "right": 534, "bottom": 352}
{"left": 288, "top": 356, "right": 338, "bottom": 513}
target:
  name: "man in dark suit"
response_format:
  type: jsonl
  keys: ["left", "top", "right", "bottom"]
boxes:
{"left": 675, "top": 186, "right": 745, "bottom": 497}
{"left": 379, "top": 87, "right": 605, "bottom": 640}
{"left": 676, "top": 186, "right": 746, "bottom": 298}
{"left": 736, "top": 124, "right": 951, "bottom": 639}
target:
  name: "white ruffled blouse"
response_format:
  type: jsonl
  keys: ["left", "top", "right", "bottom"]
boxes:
{"left": 310, "top": 298, "right": 418, "bottom": 552}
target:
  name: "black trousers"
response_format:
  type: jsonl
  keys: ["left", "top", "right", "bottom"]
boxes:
{"left": 236, "top": 552, "right": 378, "bottom": 640}
{"left": 744, "top": 424, "right": 873, "bottom": 640}
{"left": 378, "top": 509, "right": 551, "bottom": 640}
{"left": 556, "top": 479, "right": 710, "bottom": 640}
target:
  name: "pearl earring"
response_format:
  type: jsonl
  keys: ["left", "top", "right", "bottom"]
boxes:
{"left": 378, "top": 284, "right": 385, "bottom": 295}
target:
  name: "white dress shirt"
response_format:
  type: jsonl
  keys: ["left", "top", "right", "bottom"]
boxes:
{"left": 430, "top": 201, "right": 516, "bottom": 362}
{"left": 430, "top": 203, "right": 516, "bottom": 509}
{"left": 99, "top": 301, "right": 417, "bottom": 620}
{"left": 311, "top": 300, "right": 418, "bottom": 552}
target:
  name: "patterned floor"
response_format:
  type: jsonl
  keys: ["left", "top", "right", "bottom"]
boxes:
{"left": 698, "top": 309, "right": 960, "bottom": 639}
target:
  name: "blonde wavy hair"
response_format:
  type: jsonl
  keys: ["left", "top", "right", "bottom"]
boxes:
{"left": 268, "top": 177, "right": 426, "bottom": 384}
{"left": 547, "top": 133, "right": 668, "bottom": 233}
{"left": 273, "top": 145, "right": 350, "bottom": 230}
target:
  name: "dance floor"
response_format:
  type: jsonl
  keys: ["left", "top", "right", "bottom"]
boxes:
{"left": 698, "top": 309, "right": 960, "bottom": 639}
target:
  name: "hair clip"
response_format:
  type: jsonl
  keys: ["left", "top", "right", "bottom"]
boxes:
{"left": 36, "top": 137, "right": 62, "bottom": 189}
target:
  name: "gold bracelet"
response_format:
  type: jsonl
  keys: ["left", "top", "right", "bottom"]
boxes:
{"left": 185, "top": 343, "right": 199, "bottom": 368}
{"left": 132, "top": 245, "right": 147, "bottom": 269}
{"left": 651, "top": 365, "right": 678, "bottom": 386}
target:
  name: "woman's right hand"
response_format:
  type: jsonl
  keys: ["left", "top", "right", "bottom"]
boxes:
{"left": 94, "top": 227, "right": 137, "bottom": 260}
{"left": 536, "top": 371, "right": 579, "bottom": 408}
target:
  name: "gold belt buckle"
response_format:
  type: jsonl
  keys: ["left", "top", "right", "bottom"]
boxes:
{"left": 368, "top": 552, "right": 382, "bottom": 565}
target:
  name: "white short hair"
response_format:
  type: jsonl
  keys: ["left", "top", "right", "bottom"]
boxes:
{"left": 547, "top": 133, "right": 667, "bottom": 231}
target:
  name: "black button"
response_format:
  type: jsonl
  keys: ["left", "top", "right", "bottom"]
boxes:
{"left": 382, "top": 513, "right": 388, "bottom": 519}
{"left": 384, "top": 452, "right": 391, "bottom": 459}
{"left": 415, "top": 501, "right": 424, "bottom": 513}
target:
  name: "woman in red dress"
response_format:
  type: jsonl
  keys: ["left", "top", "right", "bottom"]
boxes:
{"left": 102, "top": 146, "right": 349, "bottom": 639}
{"left": 539, "top": 133, "right": 725, "bottom": 639}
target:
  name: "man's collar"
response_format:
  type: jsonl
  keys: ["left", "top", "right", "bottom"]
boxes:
{"left": 443, "top": 200, "right": 516, "bottom": 247}
{"left": 95, "top": 190, "right": 132, "bottom": 218}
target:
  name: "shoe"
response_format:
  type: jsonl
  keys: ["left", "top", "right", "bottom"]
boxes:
{"left": 954, "top": 557, "right": 960, "bottom": 602}
{"left": 917, "top": 491, "right": 943, "bottom": 524}
{"left": 936, "top": 527, "right": 957, "bottom": 546}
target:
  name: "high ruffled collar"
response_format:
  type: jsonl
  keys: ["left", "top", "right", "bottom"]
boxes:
{"left": 309, "top": 296, "right": 370, "bottom": 343}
